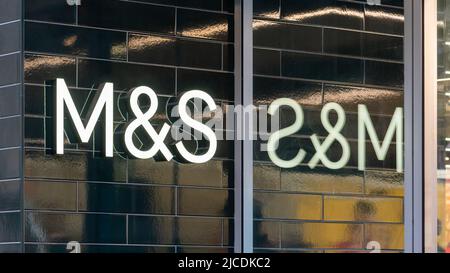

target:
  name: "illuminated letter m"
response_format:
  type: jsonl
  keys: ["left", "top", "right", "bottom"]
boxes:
{"left": 54, "top": 78, "right": 114, "bottom": 157}
{"left": 358, "top": 105, "right": 403, "bottom": 173}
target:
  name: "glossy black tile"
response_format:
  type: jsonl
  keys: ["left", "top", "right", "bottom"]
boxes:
{"left": 0, "top": 149, "right": 20, "bottom": 179}
{"left": 214, "top": 140, "right": 234, "bottom": 159}
{"left": 176, "top": 161, "right": 224, "bottom": 187}
{"left": 0, "top": 54, "right": 20, "bottom": 86}
{"left": 128, "top": 34, "right": 222, "bottom": 70}
{"left": 365, "top": 60, "right": 403, "bottom": 88}
{"left": 254, "top": 49, "right": 280, "bottom": 76}
{"left": 281, "top": 0, "right": 364, "bottom": 30}
{"left": 323, "top": 28, "right": 362, "bottom": 57}
{"left": 0, "top": 22, "right": 20, "bottom": 55}
{"left": 128, "top": 216, "right": 223, "bottom": 245}
{"left": 173, "top": 38, "right": 224, "bottom": 70}
{"left": 24, "top": 54, "right": 76, "bottom": 86}
{"left": 24, "top": 150, "right": 127, "bottom": 182}
{"left": 78, "top": 0, "right": 175, "bottom": 34}
{"left": 178, "top": 188, "right": 233, "bottom": 217}
{"left": 363, "top": 33, "right": 403, "bottom": 61}
{"left": 254, "top": 221, "right": 279, "bottom": 248}
{"left": 0, "top": 85, "right": 21, "bottom": 118}
{"left": 128, "top": 216, "right": 175, "bottom": 244}
{"left": 78, "top": 183, "right": 175, "bottom": 214}
{"left": 0, "top": 0, "right": 20, "bottom": 24}
{"left": 25, "top": 22, "right": 127, "bottom": 60}
{"left": 253, "top": 20, "right": 322, "bottom": 52}
{"left": 381, "top": 0, "right": 404, "bottom": 7}
{"left": 253, "top": 76, "right": 323, "bottom": 106}
{"left": 254, "top": 0, "right": 280, "bottom": 19}
{"left": 24, "top": 85, "right": 44, "bottom": 116}
{"left": 25, "top": 117, "right": 44, "bottom": 148}
{"left": 323, "top": 84, "right": 403, "bottom": 114}
{"left": 0, "top": 180, "right": 20, "bottom": 211}
{"left": 177, "top": 9, "right": 233, "bottom": 41}
{"left": 223, "top": 0, "right": 235, "bottom": 13}
{"left": 25, "top": 212, "right": 126, "bottom": 243}
{"left": 223, "top": 44, "right": 234, "bottom": 72}
{"left": 254, "top": 191, "right": 322, "bottom": 220}
{"left": 253, "top": 164, "right": 281, "bottom": 191}
{"left": 25, "top": 180, "right": 77, "bottom": 211}
{"left": 282, "top": 52, "right": 363, "bottom": 84}
{"left": 128, "top": 160, "right": 176, "bottom": 185}
{"left": 24, "top": 0, "right": 75, "bottom": 23}
{"left": 365, "top": 5, "right": 404, "bottom": 35}
{"left": 0, "top": 213, "right": 20, "bottom": 242}
{"left": 78, "top": 59, "right": 175, "bottom": 95}
{"left": 281, "top": 222, "right": 363, "bottom": 249}
{"left": 280, "top": 165, "right": 364, "bottom": 194}
{"left": 177, "top": 69, "right": 234, "bottom": 100}
{"left": 0, "top": 116, "right": 21, "bottom": 148}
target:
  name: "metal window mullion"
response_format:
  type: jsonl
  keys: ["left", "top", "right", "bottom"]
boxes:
{"left": 234, "top": 0, "right": 253, "bottom": 253}
{"left": 404, "top": 0, "right": 425, "bottom": 253}
{"left": 412, "top": 0, "right": 425, "bottom": 254}
{"left": 423, "top": 0, "right": 438, "bottom": 253}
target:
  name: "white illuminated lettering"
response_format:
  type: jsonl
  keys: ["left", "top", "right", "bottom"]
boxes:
{"left": 176, "top": 90, "right": 217, "bottom": 164}
{"left": 55, "top": 78, "right": 114, "bottom": 157}
{"left": 308, "top": 102, "right": 350, "bottom": 170}
{"left": 52, "top": 78, "right": 404, "bottom": 170}
{"left": 124, "top": 86, "right": 173, "bottom": 160}
{"left": 358, "top": 105, "right": 403, "bottom": 172}
{"left": 267, "top": 98, "right": 306, "bottom": 168}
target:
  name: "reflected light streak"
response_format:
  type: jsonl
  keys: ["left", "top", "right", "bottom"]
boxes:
{"left": 324, "top": 87, "right": 401, "bottom": 106}
{"left": 63, "top": 35, "right": 78, "bottom": 47}
{"left": 25, "top": 56, "right": 75, "bottom": 73}
{"left": 364, "top": 8, "right": 404, "bottom": 23}
{"left": 253, "top": 19, "right": 280, "bottom": 30}
{"left": 179, "top": 22, "right": 228, "bottom": 40}
{"left": 110, "top": 43, "right": 127, "bottom": 57}
{"left": 255, "top": 92, "right": 323, "bottom": 106}
{"left": 256, "top": 11, "right": 280, "bottom": 19}
{"left": 283, "top": 7, "right": 363, "bottom": 22}
{"left": 128, "top": 35, "right": 173, "bottom": 51}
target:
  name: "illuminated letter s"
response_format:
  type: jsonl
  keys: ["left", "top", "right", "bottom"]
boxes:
{"left": 176, "top": 90, "right": 217, "bottom": 164}
{"left": 267, "top": 98, "right": 306, "bottom": 168}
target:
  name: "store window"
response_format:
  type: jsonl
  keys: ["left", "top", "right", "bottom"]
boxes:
{"left": 17, "top": 0, "right": 409, "bottom": 253}
{"left": 253, "top": 0, "right": 405, "bottom": 252}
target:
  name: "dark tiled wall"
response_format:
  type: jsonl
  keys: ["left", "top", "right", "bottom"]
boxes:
{"left": 253, "top": 0, "right": 404, "bottom": 253}
{"left": 0, "top": 0, "right": 23, "bottom": 253}
{"left": 23, "top": 0, "right": 234, "bottom": 253}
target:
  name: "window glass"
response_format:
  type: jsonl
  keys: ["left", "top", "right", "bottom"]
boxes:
{"left": 253, "top": 0, "right": 405, "bottom": 253}
{"left": 437, "top": 0, "right": 450, "bottom": 253}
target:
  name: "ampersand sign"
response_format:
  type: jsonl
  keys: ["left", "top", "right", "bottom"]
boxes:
{"left": 124, "top": 86, "right": 173, "bottom": 160}
{"left": 308, "top": 102, "right": 350, "bottom": 170}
